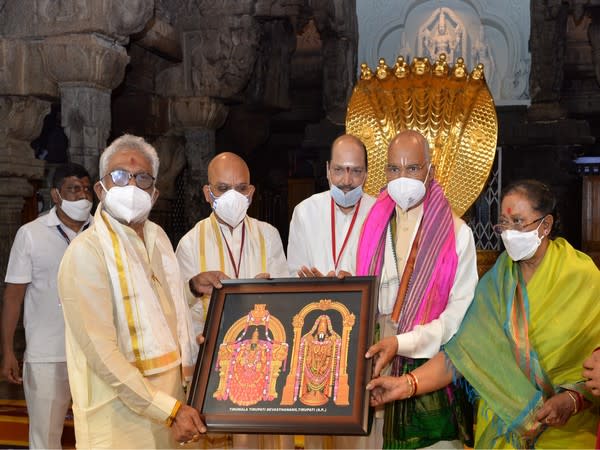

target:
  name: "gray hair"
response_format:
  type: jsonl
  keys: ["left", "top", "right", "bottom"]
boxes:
{"left": 99, "top": 134, "right": 160, "bottom": 179}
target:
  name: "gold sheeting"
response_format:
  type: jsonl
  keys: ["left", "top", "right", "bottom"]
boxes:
{"left": 345, "top": 54, "right": 498, "bottom": 216}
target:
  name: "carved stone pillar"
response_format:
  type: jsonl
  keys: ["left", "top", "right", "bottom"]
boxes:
{"left": 59, "top": 85, "right": 111, "bottom": 180}
{"left": 150, "top": 134, "right": 186, "bottom": 238}
{"left": 588, "top": 7, "right": 600, "bottom": 87}
{"left": 170, "top": 97, "right": 228, "bottom": 229}
{"left": 39, "top": 34, "right": 130, "bottom": 179}
{"left": 529, "top": 0, "right": 569, "bottom": 120}
{"left": 0, "top": 96, "right": 49, "bottom": 286}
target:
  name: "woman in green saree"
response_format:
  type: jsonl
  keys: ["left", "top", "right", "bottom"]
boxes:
{"left": 367, "top": 180, "right": 600, "bottom": 448}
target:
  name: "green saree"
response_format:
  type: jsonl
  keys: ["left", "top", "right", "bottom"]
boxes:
{"left": 445, "top": 238, "right": 600, "bottom": 448}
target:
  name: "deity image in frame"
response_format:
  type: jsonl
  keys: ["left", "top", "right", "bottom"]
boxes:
{"left": 282, "top": 299, "right": 355, "bottom": 406}
{"left": 213, "top": 304, "right": 288, "bottom": 406}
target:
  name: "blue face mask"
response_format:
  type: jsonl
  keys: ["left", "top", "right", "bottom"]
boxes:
{"left": 330, "top": 184, "right": 363, "bottom": 208}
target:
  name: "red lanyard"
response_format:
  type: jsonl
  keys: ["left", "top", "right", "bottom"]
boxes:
{"left": 220, "top": 222, "right": 246, "bottom": 278}
{"left": 330, "top": 197, "right": 362, "bottom": 270}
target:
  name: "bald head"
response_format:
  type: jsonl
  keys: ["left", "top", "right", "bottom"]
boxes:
{"left": 328, "top": 134, "right": 368, "bottom": 197}
{"left": 204, "top": 152, "right": 254, "bottom": 205}
{"left": 388, "top": 130, "right": 430, "bottom": 163}
{"left": 330, "top": 134, "right": 368, "bottom": 170}
{"left": 208, "top": 152, "right": 250, "bottom": 185}
{"left": 386, "top": 130, "right": 433, "bottom": 191}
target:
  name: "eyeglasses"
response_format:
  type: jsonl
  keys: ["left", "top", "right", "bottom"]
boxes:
{"left": 329, "top": 165, "right": 366, "bottom": 178}
{"left": 104, "top": 169, "right": 155, "bottom": 189}
{"left": 210, "top": 183, "right": 252, "bottom": 195}
{"left": 493, "top": 216, "right": 546, "bottom": 234}
{"left": 385, "top": 163, "right": 427, "bottom": 178}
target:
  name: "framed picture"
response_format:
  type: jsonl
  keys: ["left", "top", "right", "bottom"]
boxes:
{"left": 187, "top": 276, "right": 378, "bottom": 435}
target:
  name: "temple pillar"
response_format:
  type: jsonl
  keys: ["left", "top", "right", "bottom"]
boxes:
{"left": 59, "top": 85, "right": 111, "bottom": 180}
{"left": 169, "top": 97, "right": 228, "bottom": 229}
{"left": 39, "top": 34, "right": 130, "bottom": 179}
{"left": 0, "top": 96, "right": 49, "bottom": 286}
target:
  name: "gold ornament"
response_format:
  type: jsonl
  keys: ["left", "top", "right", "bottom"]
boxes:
{"left": 346, "top": 54, "right": 498, "bottom": 216}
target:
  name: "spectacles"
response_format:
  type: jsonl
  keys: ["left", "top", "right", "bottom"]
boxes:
{"left": 493, "top": 216, "right": 546, "bottom": 234}
{"left": 210, "top": 183, "right": 252, "bottom": 195}
{"left": 329, "top": 165, "right": 366, "bottom": 178}
{"left": 385, "top": 163, "right": 427, "bottom": 178}
{"left": 104, "top": 169, "right": 155, "bottom": 189}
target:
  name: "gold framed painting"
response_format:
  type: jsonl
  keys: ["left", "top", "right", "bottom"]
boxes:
{"left": 187, "top": 276, "right": 378, "bottom": 435}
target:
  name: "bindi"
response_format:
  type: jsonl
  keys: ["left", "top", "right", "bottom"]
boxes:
{"left": 507, "top": 207, "right": 512, "bottom": 214}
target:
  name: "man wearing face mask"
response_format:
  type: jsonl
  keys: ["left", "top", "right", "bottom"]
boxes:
{"left": 1, "top": 163, "right": 92, "bottom": 450}
{"left": 57, "top": 135, "right": 204, "bottom": 448}
{"left": 287, "top": 134, "right": 375, "bottom": 278}
{"left": 176, "top": 152, "right": 290, "bottom": 449}
{"left": 177, "top": 152, "right": 288, "bottom": 334}
{"left": 354, "top": 130, "right": 478, "bottom": 449}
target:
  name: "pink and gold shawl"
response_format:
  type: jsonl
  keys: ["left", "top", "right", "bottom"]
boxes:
{"left": 356, "top": 181, "right": 458, "bottom": 334}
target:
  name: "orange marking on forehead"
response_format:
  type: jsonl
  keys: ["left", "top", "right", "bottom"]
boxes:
{"left": 507, "top": 207, "right": 512, "bottom": 214}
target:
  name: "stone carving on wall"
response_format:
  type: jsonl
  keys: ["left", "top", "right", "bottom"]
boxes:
{"left": 417, "top": 7, "right": 465, "bottom": 63}
{"left": 472, "top": 25, "right": 496, "bottom": 91}
{"left": 357, "top": 0, "right": 531, "bottom": 105}
{"left": 34, "top": 0, "right": 91, "bottom": 23}
{"left": 2, "top": 0, "right": 153, "bottom": 42}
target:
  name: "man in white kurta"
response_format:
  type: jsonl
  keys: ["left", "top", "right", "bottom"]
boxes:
{"left": 354, "top": 130, "right": 478, "bottom": 449}
{"left": 58, "top": 135, "right": 204, "bottom": 449}
{"left": 2, "top": 163, "right": 93, "bottom": 449}
{"left": 176, "top": 152, "right": 290, "bottom": 449}
{"left": 287, "top": 134, "right": 375, "bottom": 278}
{"left": 286, "top": 135, "right": 374, "bottom": 450}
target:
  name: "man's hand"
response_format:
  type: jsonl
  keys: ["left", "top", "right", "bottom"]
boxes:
{"left": 254, "top": 273, "right": 271, "bottom": 279}
{"left": 189, "top": 271, "right": 230, "bottom": 297}
{"left": 366, "top": 375, "right": 409, "bottom": 407}
{"left": 171, "top": 404, "right": 206, "bottom": 444}
{"left": 298, "top": 266, "right": 325, "bottom": 278}
{"left": 583, "top": 349, "right": 600, "bottom": 396}
{"left": 535, "top": 391, "right": 576, "bottom": 427}
{"left": 365, "top": 336, "right": 399, "bottom": 377}
{"left": 1, "top": 351, "right": 22, "bottom": 384}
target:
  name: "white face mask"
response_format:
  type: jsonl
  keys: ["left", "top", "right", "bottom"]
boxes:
{"left": 101, "top": 183, "right": 154, "bottom": 224}
{"left": 386, "top": 165, "right": 430, "bottom": 211}
{"left": 501, "top": 221, "right": 545, "bottom": 261}
{"left": 57, "top": 192, "right": 92, "bottom": 221}
{"left": 330, "top": 184, "right": 363, "bottom": 208}
{"left": 210, "top": 188, "right": 250, "bottom": 227}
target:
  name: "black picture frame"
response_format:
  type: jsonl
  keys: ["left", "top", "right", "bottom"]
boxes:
{"left": 187, "top": 276, "right": 378, "bottom": 435}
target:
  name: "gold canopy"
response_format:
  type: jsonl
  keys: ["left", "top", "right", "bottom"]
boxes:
{"left": 345, "top": 54, "right": 498, "bottom": 216}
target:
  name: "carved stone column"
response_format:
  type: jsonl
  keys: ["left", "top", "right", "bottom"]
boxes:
{"left": 588, "top": 6, "right": 600, "bottom": 87}
{"left": 529, "top": 0, "right": 569, "bottom": 120}
{"left": 59, "top": 85, "right": 111, "bottom": 180}
{"left": 0, "top": 96, "right": 49, "bottom": 286}
{"left": 150, "top": 135, "right": 187, "bottom": 239}
{"left": 39, "top": 34, "right": 130, "bottom": 179}
{"left": 170, "top": 97, "right": 228, "bottom": 229}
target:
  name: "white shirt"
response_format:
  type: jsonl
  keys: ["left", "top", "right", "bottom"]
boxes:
{"left": 287, "top": 191, "right": 375, "bottom": 276}
{"left": 5, "top": 207, "right": 91, "bottom": 362}
{"left": 378, "top": 205, "right": 478, "bottom": 359}
{"left": 176, "top": 215, "right": 288, "bottom": 335}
